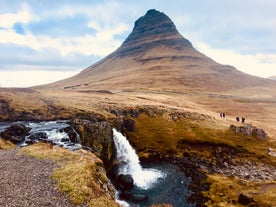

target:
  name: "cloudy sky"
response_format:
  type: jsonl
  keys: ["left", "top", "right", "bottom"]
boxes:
{"left": 0, "top": 0, "right": 275, "bottom": 87}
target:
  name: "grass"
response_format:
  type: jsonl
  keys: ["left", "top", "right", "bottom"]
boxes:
{"left": 204, "top": 174, "right": 276, "bottom": 207}
{"left": 126, "top": 113, "right": 276, "bottom": 165}
{"left": 125, "top": 112, "right": 276, "bottom": 206}
{"left": 0, "top": 138, "right": 15, "bottom": 150}
{"left": 21, "top": 143, "right": 119, "bottom": 207}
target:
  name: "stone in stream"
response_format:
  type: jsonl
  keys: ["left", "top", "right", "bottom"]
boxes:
{"left": 116, "top": 174, "right": 134, "bottom": 191}
{"left": 0, "top": 123, "right": 31, "bottom": 144}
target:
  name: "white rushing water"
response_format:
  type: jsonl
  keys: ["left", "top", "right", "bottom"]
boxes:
{"left": 112, "top": 128, "right": 165, "bottom": 190}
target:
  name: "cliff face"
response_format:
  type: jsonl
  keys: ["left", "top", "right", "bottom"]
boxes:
{"left": 70, "top": 117, "right": 116, "bottom": 169}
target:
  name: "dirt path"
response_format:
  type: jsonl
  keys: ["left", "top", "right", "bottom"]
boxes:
{"left": 0, "top": 148, "right": 79, "bottom": 207}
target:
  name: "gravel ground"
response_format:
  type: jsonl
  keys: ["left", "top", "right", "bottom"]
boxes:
{"left": 0, "top": 148, "right": 78, "bottom": 207}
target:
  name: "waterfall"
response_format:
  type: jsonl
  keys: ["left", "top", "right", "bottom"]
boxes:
{"left": 112, "top": 128, "right": 165, "bottom": 190}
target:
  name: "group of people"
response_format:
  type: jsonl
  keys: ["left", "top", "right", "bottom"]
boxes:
{"left": 236, "top": 116, "right": 245, "bottom": 123}
{"left": 219, "top": 112, "right": 246, "bottom": 123}
{"left": 219, "top": 112, "right": 225, "bottom": 118}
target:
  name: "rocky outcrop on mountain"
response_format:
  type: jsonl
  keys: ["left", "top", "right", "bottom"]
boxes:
{"left": 117, "top": 9, "right": 193, "bottom": 57}
{"left": 230, "top": 124, "right": 267, "bottom": 140}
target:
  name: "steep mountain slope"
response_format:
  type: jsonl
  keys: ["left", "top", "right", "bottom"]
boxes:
{"left": 41, "top": 9, "right": 276, "bottom": 93}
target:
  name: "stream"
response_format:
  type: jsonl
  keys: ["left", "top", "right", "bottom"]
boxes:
{"left": 0, "top": 122, "right": 195, "bottom": 207}
{"left": 113, "top": 128, "right": 195, "bottom": 207}
{"left": 0, "top": 121, "right": 81, "bottom": 150}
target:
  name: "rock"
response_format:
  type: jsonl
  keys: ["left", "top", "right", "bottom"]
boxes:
{"left": 63, "top": 126, "right": 79, "bottom": 143}
{"left": 238, "top": 193, "right": 253, "bottom": 205}
{"left": 70, "top": 118, "right": 116, "bottom": 168}
{"left": 27, "top": 132, "right": 48, "bottom": 140}
{"left": 0, "top": 123, "right": 31, "bottom": 143}
{"left": 183, "top": 152, "right": 190, "bottom": 157}
{"left": 116, "top": 174, "right": 134, "bottom": 191}
{"left": 119, "top": 192, "right": 132, "bottom": 200}
{"left": 122, "top": 119, "right": 135, "bottom": 132}
{"left": 61, "top": 138, "right": 70, "bottom": 142}
{"left": 230, "top": 124, "right": 267, "bottom": 139}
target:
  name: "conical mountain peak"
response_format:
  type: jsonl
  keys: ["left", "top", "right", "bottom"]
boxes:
{"left": 117, "top": 9, "right": 193, "bottom": 57}
{"left": 123, "top": 9, "right": 180, "bottom": 44}
{"left": 44, "top": 9, "right": 275, "bottom": 93}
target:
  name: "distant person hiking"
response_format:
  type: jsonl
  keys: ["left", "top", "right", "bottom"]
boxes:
{"left": 219, "top": 113, "right": 225, "bottom": 118}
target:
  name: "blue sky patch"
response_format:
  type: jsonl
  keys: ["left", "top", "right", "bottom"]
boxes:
{"left": 13, "top": 22, "right": 25, "bottom": 35}
{"left": 27, "top": 15, "right": 97, "bottom": 37}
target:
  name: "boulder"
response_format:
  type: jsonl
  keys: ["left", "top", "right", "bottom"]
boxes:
{"left": 230, "top": 124, "right": 267, "bottom": 140}
{"left": 238, "top": 193, "right": 253, "bottom": 205}
{"left": 27, "top": 132, "right": 47, "bottom": 140}
{"left": 63, "top": 126, "right": 79, "bottom": 143}
{"left": 116, "top": 174, "right": 134, "bottom": 191}
{"left": 0, "top": 123, "right": 31, "bottom": 143}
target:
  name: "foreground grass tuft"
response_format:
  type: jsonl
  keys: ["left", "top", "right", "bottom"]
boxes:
{"left": 21, "top": 143, "right": 118, "bottom": 207}
{"left": 0, "top": 138, "right": 15, "bottom": 150}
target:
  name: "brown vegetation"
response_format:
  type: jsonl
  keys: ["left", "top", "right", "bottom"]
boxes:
{"left": 21, "top": 143, "right": 118, "bottom": 207}
{"left": 0, "top": 138, "right": 15, "bottom": 150}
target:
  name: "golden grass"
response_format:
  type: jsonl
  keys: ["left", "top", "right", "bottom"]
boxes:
{"left": 254, "top": 186, "right": 276, "bottom": 206}
{"left": 21, "top": 143, "right": 118, "bottom": 207}
{"left": 204, "top": 174, "right": 276, "bottom": 207}
{"left": 0, "top": 138, "right": 15, "bottom": 150}
{"left": 127, "top": 113, "right": 276, "bottom": 165}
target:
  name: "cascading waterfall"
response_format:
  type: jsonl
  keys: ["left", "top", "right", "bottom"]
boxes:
{"left": 112, "top": 128, "right": 165, "bottom": 190}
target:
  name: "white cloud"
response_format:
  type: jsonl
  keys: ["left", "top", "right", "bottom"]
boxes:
{"left": 0, "top": 1, "right": 129, "bottom": 57}
{"left": 196, "top": 42, "right": 276, "bottom": 78}
{"left": 0, "top": 3, "right": 34, "bottom": 28}
{"left": 0, "top": 21, "right": 127, "bottom": 56}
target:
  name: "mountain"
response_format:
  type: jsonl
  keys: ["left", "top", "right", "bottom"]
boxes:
{"left": 268, "top": 76, "right": 276, "bottom": 81}
{"left": 42, "top": 9, "right": 276, "bottom": 93}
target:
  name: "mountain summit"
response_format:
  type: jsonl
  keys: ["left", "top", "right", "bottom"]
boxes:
{"left": 44, "top": 9, "right": 275, "bottom": 92}
{"left": 118, "top": 9, "right": 193, "bottom": 57}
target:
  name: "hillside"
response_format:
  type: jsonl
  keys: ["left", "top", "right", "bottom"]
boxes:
{"left": 39, "top": 9, "right": 276, "bottom": 94}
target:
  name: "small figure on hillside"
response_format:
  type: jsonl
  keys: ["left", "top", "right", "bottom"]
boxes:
{"left": 222, "top": 113, "right": 225, "bottom": 118}
{"left": 236, "top": 117, "right": 240, "bottom": 122}
{"left": 241, "top": 117, "right": 245, "bottom": 123}
{"left": 220, "top": 113, "right": 223, "bottom": 118}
